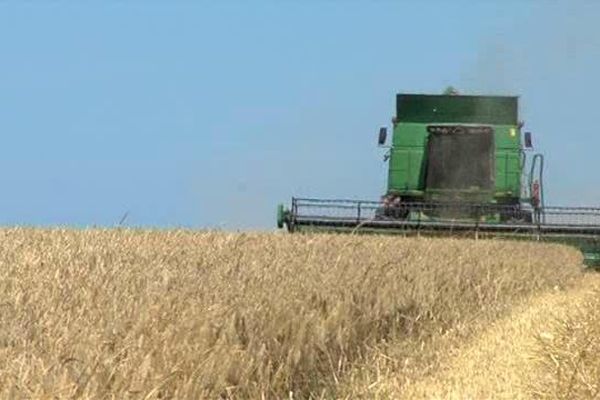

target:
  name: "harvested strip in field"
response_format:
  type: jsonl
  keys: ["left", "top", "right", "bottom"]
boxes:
{"left": 529, "top": 278, "right": 600, "bottom": 399}
{"left": 387, "top": 274, "right": 600, "bottom": 399}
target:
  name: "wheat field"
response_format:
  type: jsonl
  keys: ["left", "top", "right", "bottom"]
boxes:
{"left": 0, "top": 228, "right": 594, "bottom": 399}
{"left": 530, "top": 283, "right": 600, "bottom": 399}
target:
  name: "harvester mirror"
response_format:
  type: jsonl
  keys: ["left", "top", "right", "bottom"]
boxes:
{"left": 378, "top": 127, "right": 387, "bottom": 146}
{"left": 524, "top": 131, "right": 533, "bottom": 148}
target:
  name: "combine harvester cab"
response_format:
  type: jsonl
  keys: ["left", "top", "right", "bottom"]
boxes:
{"left": 277, "top": 90, "right": 600, "bottom": 268}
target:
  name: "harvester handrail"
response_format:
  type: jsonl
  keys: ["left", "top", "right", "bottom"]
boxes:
{"left": 293, "top": 197, "right": 600, "bottom": 212}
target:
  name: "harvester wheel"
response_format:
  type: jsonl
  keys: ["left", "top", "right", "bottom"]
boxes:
{"left": 375, "top": 206, "right": 409, "bottom": 220}
{"left": 500, "top": 208, "right": 533, "bottom": 223}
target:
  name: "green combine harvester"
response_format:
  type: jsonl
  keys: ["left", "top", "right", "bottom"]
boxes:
{"left": 277, "top": 89, "right": 600, "bottom": 267}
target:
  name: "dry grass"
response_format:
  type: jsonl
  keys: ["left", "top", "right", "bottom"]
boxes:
{"left": 0, "top": 229, "right": 586, "bottom": 399}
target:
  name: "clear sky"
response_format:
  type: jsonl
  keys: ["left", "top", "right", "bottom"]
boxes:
{"left": 1, "top": 1, "right": 599, "bottom": 229}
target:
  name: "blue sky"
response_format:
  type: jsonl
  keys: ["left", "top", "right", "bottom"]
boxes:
{"left": 0, "top": 1, "right": 599, "bottom": 228}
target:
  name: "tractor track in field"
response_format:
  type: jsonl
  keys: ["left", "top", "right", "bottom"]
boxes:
{"left": 396, "top": 273, "right": 600, "bottom": 399}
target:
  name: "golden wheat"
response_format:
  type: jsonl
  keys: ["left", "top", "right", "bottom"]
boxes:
{"left": 530, "top": 284, "right": 600, "bottom": 399}
{"left": 0, "top": 229, "right": 585, "bottom": 399}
